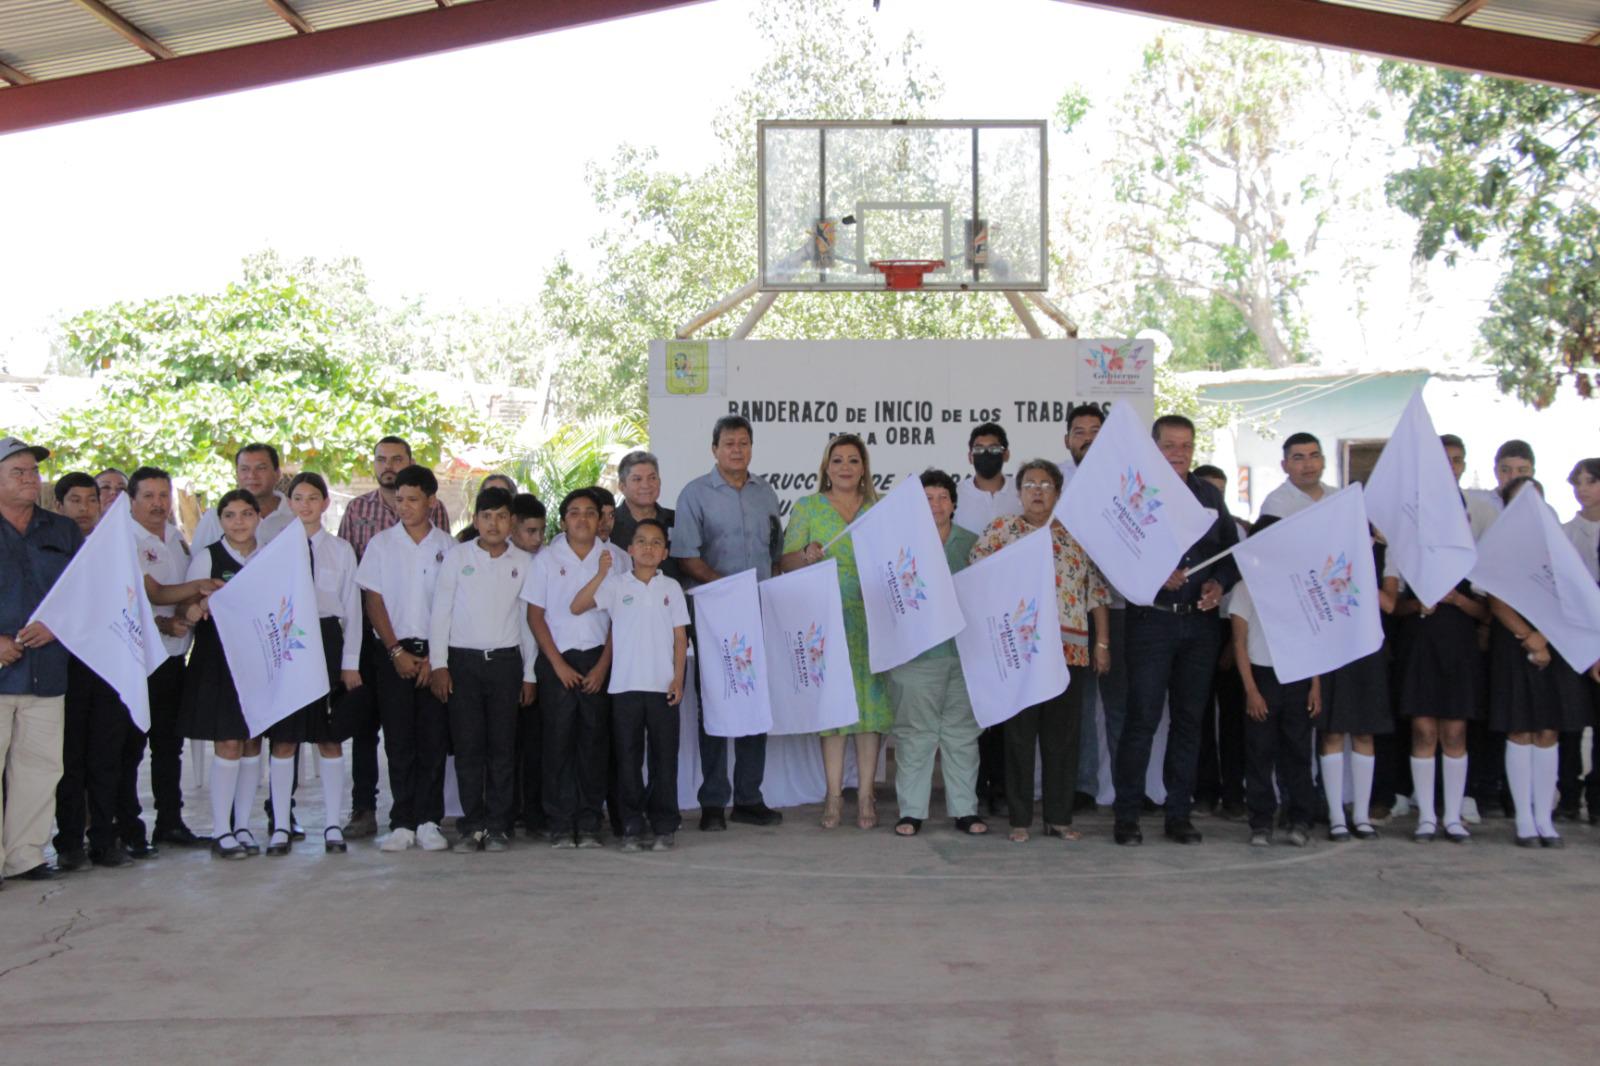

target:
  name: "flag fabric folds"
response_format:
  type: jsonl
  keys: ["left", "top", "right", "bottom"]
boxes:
{"left": 1232, "top": 484, "right": 1384, "bottom": 683}
{"left": 847, "top": 476, "right": 965, "bottom": 672}
{"left": 757, "top": 559, "right": 861, "bottom": 735}
{"left": 953, "top": 526, "right": 1069, "bottom": 728}
{"left": 1057, "top": 401, "right": 1219, "bottom": 606}
{"left": 687, "top": 568, "right": 773, "bottom": 737}
{"left": 208, "top": 527, "right": 329, "bottom": 738}
{"left": 1469, "top": 487, "right": 1600, "bottom": 672}
{"left": 1364, "top": 389, "right": 1477, "bottom": 608}
{"left": 28, "top": 494, "right": 165, "bottom": 730}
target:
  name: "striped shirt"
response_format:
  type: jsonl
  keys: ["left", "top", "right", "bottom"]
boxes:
{"left": 337, "top": 488, "right": 451, "bottom": 561}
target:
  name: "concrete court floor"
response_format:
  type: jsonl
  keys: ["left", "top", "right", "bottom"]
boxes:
{"left": 2, "top": 775, "right": 1598, "bottom": 1066}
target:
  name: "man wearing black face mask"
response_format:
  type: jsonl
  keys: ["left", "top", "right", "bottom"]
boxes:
{"left": 954, "top": 423, "right": 1022, "bottom": 538}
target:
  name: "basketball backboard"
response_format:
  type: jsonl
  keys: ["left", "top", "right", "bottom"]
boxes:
{"left": 758, "top": 119, "right": 1048, "bottom": 292}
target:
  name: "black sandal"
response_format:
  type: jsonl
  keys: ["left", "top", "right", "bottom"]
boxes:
{"left": 894, "top": 817, "right": 921, "bottom": 837}
{"left": 324, "top": 827, "right": 348, "bottom": 854}
{"left": 212, "top": 833, "right": 247, "bottom": 861}
{"left": 266, "top": 829, "right": 291, "bottom": 856}
{"left": 953, "top": 816, "right": 988, "bottom": 835}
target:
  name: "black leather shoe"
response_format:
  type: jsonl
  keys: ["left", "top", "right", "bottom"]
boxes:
{"left": 91, "top": 847, "right": 133, "bottom": 869}
{"left": 729, "top": 803, "right": 782, "bottom": 827}
{"left": 124, "top": 841, "right": 158, "bottom": 860}
{"left": 1165, "top": 820, "right": 1203, "bottom": 845}
{"left": 153, "top": 824, "right": 206, "bottom": 847}
{"left": 1072, "top": 791, "right": 1097, "bottom": 813}
{"left": 56, "top": 848, "right": 89, "bottom": 873}
{"left": 16, "top": 863, "right": 57, "bottom": 881}
{"left": 1113, "top": 821, "right": 1142, "bottom": 846}
{"left": 699, "top": 808, "right": 727, "bottom": 832}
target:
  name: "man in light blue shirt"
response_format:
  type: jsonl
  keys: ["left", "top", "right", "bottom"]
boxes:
{"left": 671, "top": 415, "right": 783, "bottom": 831}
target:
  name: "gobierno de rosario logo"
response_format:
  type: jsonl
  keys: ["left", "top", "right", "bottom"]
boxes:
{"left": 783, "top": 621, "right": 828, "bottom": 693}
{"left": 256, "top": 594, "right": 309, "bottom": 674}
{"left": 1105, "top": 466, "right": 1163, "bottom": 553}
{"left": 885, "top": 547, "right": 928, "bottom": 616}
{"left": 1300, "top": 552, "right": 1360, "bottom": 628}
{"left": 109, "top": 584, "right": 149, "bottom": 662}
{"left": 996, "top": 596, "right": 1042, "bottom": 673}
{"left": 719, "top": 631, "right": 758, "bottom": 699}
{"left": 1082, "top": 341, "right": 1150, "bottom": 388}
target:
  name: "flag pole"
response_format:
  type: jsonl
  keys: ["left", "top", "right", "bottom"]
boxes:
{"left": 1183, "top": 544, "right": 1237, "bottom": 579}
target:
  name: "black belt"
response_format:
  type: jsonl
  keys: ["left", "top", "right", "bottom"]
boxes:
{"left": 450, "top": 646, "right": 521, "bottom": 662}
{"left": 395, "top": 638, "right": 428, "bottom": 655}
{"left": 1139, "top": 601, "right": 1201, "bottom": 615}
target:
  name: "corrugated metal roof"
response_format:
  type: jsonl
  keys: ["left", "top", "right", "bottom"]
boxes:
{"left": 1329, "top": 0, "right": 1600, "bottom": 42}
{"left": 0, "top": 0, "right": 152, "bottom": 83}
{"left": 295, "top": 0, "right": 442, "bottom": 34}
{"left": 111, "top": 1, "right": 297, "bottom": 57}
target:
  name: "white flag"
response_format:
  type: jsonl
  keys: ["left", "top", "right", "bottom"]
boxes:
{"left": 28, "top": 494, "right": 164, "bottom": 730}
{"left": 758, "top": 559, "right": 860, "bottom": 735}
{"left": 1057, "top": 401, "right": 1219, "bottom": 607}
{"left": 848, "top": 476, "right": 965, "bottom": 672}
{"left": 208, "top": 527, "right": 328, "bottom": 737}
{"left": 1233, "top": 484, "right": 1384, "bottom": 683}
{"left": 953, "top": 526, "right": 1069, "bottom": 728}
{"left": 1365, "top": 389, "right": 1476, "bottom": 607}
{"left": 687, "top": 568, "right": 772, "bottom": 737}
{"left": 1469, "top": 487, "right": 1600, "bottom": 671}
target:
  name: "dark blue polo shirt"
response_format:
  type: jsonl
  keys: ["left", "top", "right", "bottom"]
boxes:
{"left": 1, "top": 506, "right": 83, "bottom": 697}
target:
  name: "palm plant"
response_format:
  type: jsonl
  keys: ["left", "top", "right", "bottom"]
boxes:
{"left": 504, "top": 414, "right": 648, "bottom": 523}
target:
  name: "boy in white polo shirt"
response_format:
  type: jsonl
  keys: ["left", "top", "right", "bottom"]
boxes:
{"left": 429, "top": 488, "right": 537, "bottom": 853}
{"left": 522, "top": 488, "right": 624, "bottom": 848}
{"left": 356, "top": 465, "right": 455, "bottom": 853}
{"left": 572, "top": 517, "right": 689, "bottom": 851}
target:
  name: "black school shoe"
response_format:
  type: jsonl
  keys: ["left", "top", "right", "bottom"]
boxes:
{"left": 1113, "top": 821, "right": 1142, "bottom": 846}
{"left": 699, "top": 808, "right": 727, "bottom": 832}
{"left": 729, "top": 803, "right": 782, "bottom": 827}
{"left": 1164, "top": 820, "right": 1203, "bottom": 845}
{"left": 56, "top": 848, "right": 89, "bottom": 873}
{"left": 15, "top": 863, "right": 58, "bottom": 881}
{"left": 152, "top": 823, "right": 206, "bottom": 847}
{"left": 91, "top": 846, "right": 133, "bottom": 868}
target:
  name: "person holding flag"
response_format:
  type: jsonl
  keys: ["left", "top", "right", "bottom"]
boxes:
{"left": 780, "top": 434, "right": 889, "bottom": 831}
{"left": 971, "top": 459, "right": 1110, "bottom": 844}
{"left": 1559, "top": 458, "right": 1600, "bottom": 822}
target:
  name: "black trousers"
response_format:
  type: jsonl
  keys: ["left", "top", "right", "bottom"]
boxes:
{"left": 56, "top": 659, "right": 134, "bottom": 854}
{"left": 1004, "top": 664, "right": 1085, "bottom": 829}
{"left": 130, "top": 655, "right": 187, "bottom": 832}
{"left": 612, "top": 690, "right": 682, "bottom": 836}
{"left": 446, "top": 648, "right": 522, "bottom": 835}
{"left": 376, "top": 640, "right": 448, "bottom": 831}
{"left": 1196, "top": 624, "right": 1247, "bottom": 808}
{"left": 977, "top": 726, "right": 1006, "bottom": 805}
{"left": 350, "top": 626, "right": 384, "bottom": 815}
{"left": 538, "top": 646, "right": 610, "bottom": 836}
{"left": 516, "top": 695, "right": 544, "bottom": 832}
{"left": 1115, "top": 607, "right": 1222, "bottom": 825}
{"left": 1243, "top": 665, "right": 1316, "bottom": 831}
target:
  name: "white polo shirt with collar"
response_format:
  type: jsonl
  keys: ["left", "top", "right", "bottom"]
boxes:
{"left": 520, "top": 536, "right": 631, "bottom": 653}
{"left": 593, "top": 570, "right": 690, "bottom": 694}
{"left": 355, "top": 522, "right": 455, "bottom": 643}
{"left": 429, "top": 539, "right": 538, "bottom": 682}
{"left": 135, "top": 520, "right": 193, "bottom": 659}
{"left": 1259, "top": 479, "right": 1337, "bottom": 520}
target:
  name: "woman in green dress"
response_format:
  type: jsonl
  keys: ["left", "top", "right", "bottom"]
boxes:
{"left": 780, "top": 434, "right": 892, "bottom": 830}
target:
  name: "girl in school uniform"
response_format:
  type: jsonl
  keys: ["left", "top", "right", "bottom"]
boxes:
{"left": 263, "top": 473, "right": 364, "bottom": 855}
{"left": 1486, "top": 476, "right": 1593, "bottom": 847}
{"left": 175, "top": 489, "right": 266, "bottom": 860}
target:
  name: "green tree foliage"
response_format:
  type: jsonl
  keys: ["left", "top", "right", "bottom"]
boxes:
{"left": 44, "top": 259, "right": 495, "bottom": 500}
{"left": 508, "top": 414, "right": 648, "bottom": 521}
{"left": 538, "top": 0, "right": 1021, "bottom": 422}
{"left": 1081, "top": 31, "right": 1376, "bottom": 368}
{"left": 1382, "top": 66, "right": 1600, "bottom": 407}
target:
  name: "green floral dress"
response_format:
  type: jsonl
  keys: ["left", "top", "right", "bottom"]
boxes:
{"left": 783, "top": 493, "right": 894, "bottom": 735}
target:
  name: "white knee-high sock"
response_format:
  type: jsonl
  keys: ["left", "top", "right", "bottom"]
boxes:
{"left": 1351, "top": 752, "right": 1376, "bottom": 827}
{"left": 1441, "top": 754, "right": 1468, "bottom": 828}
{"left": 1320, "top": 753, "right": 1346, "bottom": 829}
{"left": 270, "top": 756, "right": 295, "bottom": 836}
{"left": 1504, "top": 741, "right": 1535, "bottom": 838}
{"left": 1531, "top": 745, "right": 1559, "bottom": 837}
{"left": 210, "top": 756, "right": 241, "bottom": 839}
{"left": 320, "top": 754, "right": 347, "bottom": 833}
{"left": 234, "top": 754, "right": 262, "bottom": 836}
{"left": 1410, "top": 757, "right": 1437, "bottom": 827}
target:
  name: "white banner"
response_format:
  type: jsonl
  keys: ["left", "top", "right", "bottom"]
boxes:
{"left": 1365, "top": 389, "right": 1477, "bottom": 607}
{"left": 1234, "top": 484, "right": 1384, "bottom": 683}
{"left": 953, "top": 526, "right": 1069, "bottom": 728}
{"left": 1469, "top": 487, "right": 1600, "bottom": 672}
{"left": 687, "top": 568, "right": 773, "bottom": 738}
{"left": 28, "top": 494, "right": 164, "bottom": 730}
{"left": 209, "top": 528, "right": 329, "bottom": 737}
{"left": 1057, "top": 401, "right": 1218, "bottom": 607}
{"left": 847, "top": 476, "right": 965, "bottom": 673}
{"left": 758, "top": 560, "right": 861, "bottom": 735}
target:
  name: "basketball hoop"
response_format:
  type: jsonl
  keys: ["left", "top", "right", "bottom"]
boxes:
{"left": 870, "top": 259, "right": 946, "bottom": 291}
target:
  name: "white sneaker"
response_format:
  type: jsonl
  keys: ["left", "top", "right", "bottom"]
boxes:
{"left": 1391, "top": 795, "right": 1412, "bottom": 817}
{"left": 379, "top": 827, "right": 415, "bottom": 853}
{"left": 1461, "top": 796, "right": 1482, "bottom": 825}
{"left": 416, "top": 822, "right": 449, "bottom": 851}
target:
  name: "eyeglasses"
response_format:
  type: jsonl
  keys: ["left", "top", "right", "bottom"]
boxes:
{"left": 1020, "top": 481, "right": 1053, "bottom": 492}
{"left": 971, "top": 445, "right": 1005, "bottom": 457}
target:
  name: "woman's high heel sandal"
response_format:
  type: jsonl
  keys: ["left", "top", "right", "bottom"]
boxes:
{"left": 821, "top": 794, "right": 844, "bottom": 830}
{"left": 857, "top": 790, "right": 878, "bottom": 830}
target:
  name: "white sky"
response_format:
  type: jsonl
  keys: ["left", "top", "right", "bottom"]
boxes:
{"left": 0, "top": 0, "right": 1493, "bottom": 372}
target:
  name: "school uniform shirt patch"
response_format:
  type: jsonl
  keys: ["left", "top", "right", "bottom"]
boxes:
{"left": 143, "top": 549, "right": 160, "bottom": 563}
{"left": 462, "top": 565, "right": 476, "bottom": 576}
{"left": 559, "top": 567, "right": 567, "bottom": 576}
{"left": 511, "top": 569, "right": 519, "bottom": 579}
{"left": 622, "top": 594, "right": 635, "bottom": 606}
{"left": 435, "top": 550, "right": 446, "bottom": 563}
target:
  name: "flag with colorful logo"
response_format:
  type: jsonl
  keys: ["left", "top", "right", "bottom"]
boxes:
{"left": 687, "top": 567, "right": 773, "bottom": 737}
{"left": 1364, "top": 389, "right": 1477, "bottom": 608}
{"left": 1056, "top": 401, "right": 1219, "bottom": 606}
{"left": 1232, "top": 484, "right": 1384, "bottom": 683}
{"left": 953, "top": 526, "right": 1069, "bottom": 728}
{"left": 846, "top": 476, "right": 965, "bottom": 672}
{"left": 1469, "top": 486, "right": 1600, "bottom": 672}
{"left": 757, "top": 559, "right": 860, "bottom": 735}
{"left": 208, "top": 527, "right": 328, "bottom": 737}
{"left": 27, "top": 493, "right": 165, "bottom": 730}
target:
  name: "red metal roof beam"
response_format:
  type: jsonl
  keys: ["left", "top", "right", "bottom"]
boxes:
{"left": 71, "top": 0, "right": 176, "bottom": 61}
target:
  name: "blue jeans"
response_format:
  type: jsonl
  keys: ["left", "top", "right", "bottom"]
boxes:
{"left": 1114, "top": 607, "right": 1222, "bottom": 825}
{"left": 697, "top": 726, "right": 768, "bottom": 808}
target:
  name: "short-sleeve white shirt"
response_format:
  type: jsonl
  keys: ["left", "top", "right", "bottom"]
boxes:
{"left": 307, "top": 528, "right": 362, "bottom": 671}
{"left": 520, "top": 536, "right": 629, "bottom": 653}
{"left": 1222, "top": 579, "right": 1273, "bottom": 668}
{"left": 953, "top": 475, "right": 1022, "bottom": 538}
{"left": 429, "top": 539, "right": 538, "bottom": 682}
{"left": 1259, "top": 480, "right": 1336, "bottom": 520}
{"left": 192, "top": 490, "right": 296, "bottom": 550}
{"left": 355, "top": 523, "right": 454, "bottom": 642}
{"left": 135, "top": 520, "right": 193, "bottom": 659}
{"left": 594, "top": 571, "right": 690, "bottom": 694}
